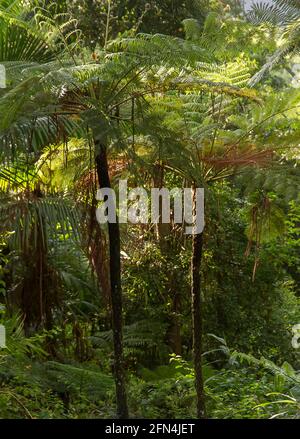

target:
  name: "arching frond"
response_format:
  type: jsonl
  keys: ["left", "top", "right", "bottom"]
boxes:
{"left": 247, "top": 0, "right": 300, "bottom": 26}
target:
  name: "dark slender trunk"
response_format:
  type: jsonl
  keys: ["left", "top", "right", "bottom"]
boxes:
{"left": 95, "top": 143, "right": 129, "bottom": 419}
{"left": 191, "top": 231, "right": 206, "bottom": 418}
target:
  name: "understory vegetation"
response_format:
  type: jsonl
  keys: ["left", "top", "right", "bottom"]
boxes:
{"left": 1, "top": 0, "right": 300, "bottom": 419}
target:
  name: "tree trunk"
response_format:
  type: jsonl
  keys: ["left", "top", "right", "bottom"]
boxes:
{"left": 95, "top": 143, "right": 129, "bottom": 419}
{"left": 191, "top": 231, "right": 206, "bottom": 418}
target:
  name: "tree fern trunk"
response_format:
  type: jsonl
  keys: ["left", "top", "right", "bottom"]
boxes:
{"left": 95, "top": 142, "right": 129, "bottom": 419}
{"left": 191, "top": 231, "right": 206, "bottom": 418}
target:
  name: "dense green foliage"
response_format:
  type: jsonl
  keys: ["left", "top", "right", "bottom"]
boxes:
{"left": 0, "top": 0, "right": 300, "bottom": 419}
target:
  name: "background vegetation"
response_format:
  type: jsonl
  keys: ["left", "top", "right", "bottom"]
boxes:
{"left": 1, "top": 0, "right": 300, "bottom": 419}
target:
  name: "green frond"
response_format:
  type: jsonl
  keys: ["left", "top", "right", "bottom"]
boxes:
{"left": 0, "top": 2, "right": 54, "bottom": 63}
{"left": 247, "top": 0, "right": 300, "bottom": 26}
{"left": 0, "top": 194, "right": 81, "bottom": 252}
{"left": 91, "top": 319, "right": 168, "bottom": 358}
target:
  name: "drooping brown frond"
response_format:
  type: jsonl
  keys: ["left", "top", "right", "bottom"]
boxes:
{"left": 202, "top": 147, "right": 274, "bottom": 169}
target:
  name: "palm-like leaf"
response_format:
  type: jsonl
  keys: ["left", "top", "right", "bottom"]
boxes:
{"left": 247, "top": 1, "right": 300, "bottom": 85}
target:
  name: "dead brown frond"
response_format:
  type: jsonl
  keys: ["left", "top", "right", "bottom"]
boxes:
{"left": 202, "top": 147, "right": 274, "bottom": 169}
